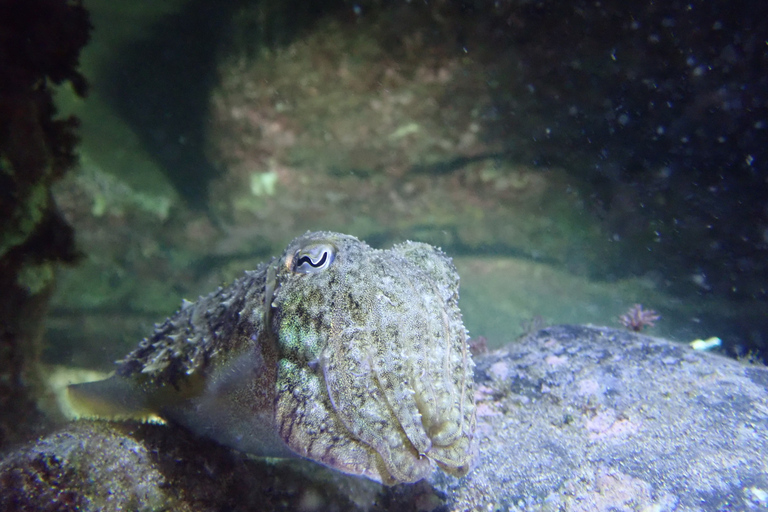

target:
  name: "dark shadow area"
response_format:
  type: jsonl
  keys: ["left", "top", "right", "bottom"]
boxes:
{"left": 100, "top": 0, "right": 346, "bottom": 208}
{"left": 385, "top": 0, "right": 768, "bottom": 360}
{"left": 0, "top": 0, "right": 90, "bottom": 448}
{"left": 476, "top": 0, "right": 768, "bottom": 300}
{"left": 100, "top": 0, "right": 237, "bottom": 207}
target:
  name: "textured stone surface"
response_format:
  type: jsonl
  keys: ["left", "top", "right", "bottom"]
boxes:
{"left": 435, "top": 324, "right": 768, "bottom": 511}
{"left": 3, "top": 325, "right": 766, "bottom": 510}
{"left": 0, "top": 420, "right": 385, "bottom": 512}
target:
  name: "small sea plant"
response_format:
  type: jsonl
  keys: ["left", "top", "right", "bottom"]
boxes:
{"left": 619, "top": 304, "right": 661, "bottom": 332}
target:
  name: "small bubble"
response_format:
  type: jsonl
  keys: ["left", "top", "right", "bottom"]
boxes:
{"left": 691, "top": 272, "right": 709, "bottom": 289}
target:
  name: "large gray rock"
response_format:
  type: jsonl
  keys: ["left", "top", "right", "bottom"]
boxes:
{"left": 2, "top": 325, "right": 767, "bottom": 511}
{"left": 434, "top": 324, "right": 768, "bottom": 511}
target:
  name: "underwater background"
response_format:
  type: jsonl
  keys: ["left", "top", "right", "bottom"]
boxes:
{"left": 2, "top": 0, "right": 767, "bottom": 445}
{"left": 48, "top": 0, "right": 768, "bottom": 366}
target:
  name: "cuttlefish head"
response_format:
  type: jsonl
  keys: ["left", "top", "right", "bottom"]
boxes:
{"left": 270, "top": 232, "right": 475, "bottom": 485}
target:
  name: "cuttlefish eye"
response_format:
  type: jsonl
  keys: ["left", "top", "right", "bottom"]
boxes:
{"left": 292, "top": 243, "right": 336, "bottom": 274}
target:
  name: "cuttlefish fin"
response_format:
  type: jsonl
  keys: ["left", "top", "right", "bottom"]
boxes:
{"left": 67, "top": 375, "right": 155, "bottom": 421}
{"left": 67, "top": 374, "right": 202, "bottom": 423}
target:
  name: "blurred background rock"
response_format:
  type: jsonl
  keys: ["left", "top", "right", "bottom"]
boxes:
{"left": 37, "top": 0, "right": 768, "bottom": 377}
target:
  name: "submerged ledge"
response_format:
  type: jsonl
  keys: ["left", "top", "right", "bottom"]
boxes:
{"left": 2, "top": 325, "right": 767, "bottom": 511}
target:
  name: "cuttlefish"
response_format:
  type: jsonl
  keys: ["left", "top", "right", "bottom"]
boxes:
{"left": 68, "top": 231, "right": 476, "bottom": 485}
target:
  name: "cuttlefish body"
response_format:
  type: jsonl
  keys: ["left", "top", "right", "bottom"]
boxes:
{"left": 68, "top": 231, "right": 476, "bottom": 485}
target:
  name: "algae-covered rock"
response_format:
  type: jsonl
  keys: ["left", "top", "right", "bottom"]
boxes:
{"left": 0, "top": 421, "right": 388, "bottom": 512}
{"left": 0, "top": 422, "right": 167, "bottom": 511}
{"left": 0, "top": 0, "right": 90, "bottom": 449}
{"left": 3, "top": 325, "right": 766, "bottom": 510}
{"left": 205, "top": 4, "right": 609, "bottom": 272}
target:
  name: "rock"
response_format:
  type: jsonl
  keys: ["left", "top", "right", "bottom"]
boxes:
{"left": 2, "top": 325, "right": 766, "bottom": 511}
{"left": 0, "top": 420, "right": 387, "bottom": 512}
{"left": 205, "top": 4, "right": 606, "bottom": 271}
{"left": 439, "top": 324, "right": 768, "bottom": 511}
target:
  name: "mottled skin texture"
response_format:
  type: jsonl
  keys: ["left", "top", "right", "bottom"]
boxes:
{"left": 68, "top": 232, "right": 475, "bottom": 485}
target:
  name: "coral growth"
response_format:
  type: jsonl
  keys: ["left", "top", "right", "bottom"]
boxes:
{"left": 619, "top": 304, "right": 661, "bottom": 332}
{"left": 468, "top": 336, "right": 489, "bottom": 357}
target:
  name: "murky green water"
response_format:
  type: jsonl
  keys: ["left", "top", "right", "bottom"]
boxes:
{"left": 48, "top": 0, "right": 768, "bottom": 371}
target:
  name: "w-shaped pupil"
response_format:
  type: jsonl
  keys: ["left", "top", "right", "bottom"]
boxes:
{"left": 298, "top": 252, "right": 327, "bottom": 268}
